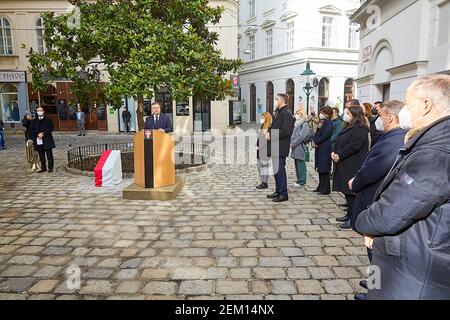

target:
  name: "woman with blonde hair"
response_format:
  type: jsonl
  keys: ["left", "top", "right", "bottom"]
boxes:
{"left": 290, "top": 108, "right": 312, "bottom": 188}
{"left": 256, "top": 112, "right": 272, "bottom": 189}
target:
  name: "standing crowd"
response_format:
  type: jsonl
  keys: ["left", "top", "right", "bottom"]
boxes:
{"left": 255, "top": 74, "right": 450, "bottom": 300}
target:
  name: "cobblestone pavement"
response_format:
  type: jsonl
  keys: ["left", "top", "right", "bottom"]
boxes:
{"left": 0, "top": 132, "right": 368, "bottom": 300}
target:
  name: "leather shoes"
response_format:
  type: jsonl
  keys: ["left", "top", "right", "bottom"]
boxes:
{"left": 336, "top": 215, "right": 349, "bottom": 222}
{"left": 273, "top": 196, "right": 289, "bottom": 203}
{"left": 37, "top": 169, "right": 47, "bottom": 173}
{"left": 256, "top": 182, "right": 268, "bottom": 190}
{"left": 267, "top": 192, "right": 279, "bottom": 199}
{"left": 354, "top": 293, "right": 368, "bottom": 301}
{"left": 339, "top": 220, "right": 352, "bottom": 229}
{"left": 359, "top": 280, "right": 368, "bottom": 290}
{"left": 48, "top": 169, "right": 53, "bottom": 173}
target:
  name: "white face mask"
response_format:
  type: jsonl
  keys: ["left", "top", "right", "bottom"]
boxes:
{"left": 260, "top": 118, "right": 265, "bottom": 125}
{"left": 375, "top": 116, "right": 385, "bottom": 131}
{"left": 343, "top": 113, "right": 352, "bottom": 123}
{"left": 295, "top": 114, "right": 301, "bottom": 121}
{"left": 37, "top": 111, "right": 44, "bottom": 117}
{"left": 319, "top": 114, "right": 326, "bottom": 120}
{"left": 398, "top": 106, "right": 412, "bottom": 129}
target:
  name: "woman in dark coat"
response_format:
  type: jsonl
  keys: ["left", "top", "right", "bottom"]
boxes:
{"left": 312, "top": 106, "right": 334, "bottom": 195}
{"left": 332, "top": 105, "right": 369, "bottom": 229}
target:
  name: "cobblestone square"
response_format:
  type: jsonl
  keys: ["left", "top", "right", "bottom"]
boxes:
{"left": 0, "top": 133, "right": 368, "bottom": 300}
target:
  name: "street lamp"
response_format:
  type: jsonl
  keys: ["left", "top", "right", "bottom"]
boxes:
{"left": 301, "top": 61, "right": 316, "bottom": 115}
{"left": 301, "top": 61, "right": 315, "bottom": 162}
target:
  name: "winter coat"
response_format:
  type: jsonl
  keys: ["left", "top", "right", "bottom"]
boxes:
{"left": 31, "top": 116, "right": 56, "bottom": 151}
{"left": 356, "top": 116, "right": 450, "bottom": 300}
{"left": 270, "top": 105, "right": 295, "bottom": 158}
{"left": 312, "top": 119, "right": 333, "bottom": 173}
{"left": 290, "top": 120, "right": 311, "bottom": 161}
{"left": 332, "top": 123, "right": 369, "bottom": 195}
{"left": 350, "top": 127, "right": 407, "bottom": 230}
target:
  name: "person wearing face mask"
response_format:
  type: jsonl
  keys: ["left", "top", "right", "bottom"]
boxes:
{"left": 290, "top": 108, "right": 313, "bottom": 188}
{"left": 332, "top": 106, "right": 370, "bottom": 229}
{"left": 311, "top": 106, "right": 334, "bottom": 195}
{"left": 356, "top": 74, "right": 450, "bottom": 300}
{"left": 256, "top": 112, "right": 272, "bottom": 190}
{"left": 267, "top": 94, "right": 295, "bottom": 202}
{"left": 346, "top": 100, "right": 407, "bottom": 300}
{"left": 31, "top": 106, "right": 56, "bottom": 173}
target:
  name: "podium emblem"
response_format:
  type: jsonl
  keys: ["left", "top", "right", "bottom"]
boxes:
{"left": 144, "top": 129, "right": 152, "bottom": 139}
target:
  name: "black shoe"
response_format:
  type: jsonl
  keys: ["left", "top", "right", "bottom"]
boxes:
{"left": 267, "top": 192, "right": 279, "bottom": 199}
{"left": 336, "top": 215, "right": 349, "bottom": 222}
{"left": 37, "top": 169, "right": 47, "bottom": 173}
{"left": 83, "top": 134, "right": 86, "bottom": 136}
{"left": 273, "top": 196, "right": 289, "bottom": 203}
{"left": 359, "top": 280, "right": 368, "bottom": 290}
{"left": 354, "top": 293, "right": 368, "bottom": 301}
{"left": 78, "top": 134, "right": 82, "bottom": 136}
{"left": 48, "top": 169, "right": 53, "bottom": 173}
{"left": 256, "top": 182, "right": 268, "bottom": 190}
{"left": 339, "top": 220, "right": 352, "bottom": 229}
{"left": 319, "top": 192, "right": 331, "bottom": 195}
{"left": 338, "top": 203, "right": 348, "bottom": 208}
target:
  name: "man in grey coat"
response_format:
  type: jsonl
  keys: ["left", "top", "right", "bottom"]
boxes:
{"left": 76, "top": 105, "right": 86, "bottom": 136}
{"left": 356, "top": 74, "right": 450, "bottom": 300}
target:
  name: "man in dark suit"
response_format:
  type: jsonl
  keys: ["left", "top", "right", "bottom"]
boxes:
{"left": 31, "top": 106, "right": 56, "bottom": 173}
{"left": 267, "top": 93, "right": 295, "bottom": 203}
{"left": 144, "top": 102, "right": 173, "bottom": 133}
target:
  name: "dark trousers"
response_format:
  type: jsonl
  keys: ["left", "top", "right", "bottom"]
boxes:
{"left": 125, "top": 122, "right": 130, "bottom": 132}
{"left": 273, "top": 156, "right": 288, "bottom": 197}
{"left": 317, "top": 172, "right": 331, "bottom": 194}
{"left": 367, "top": 247, "right": 373, "bottom": 262}
{"left": 0, "top": 130, "right": 4, "bottom": 149}
{"left": 37, "top": 147, "right": 54, "bottom": 171}
{"left": 345, "top": 194, "right": 356, "bottom": 219}
{"left": 294, "top": 159, "right": 307, "bottom": 186}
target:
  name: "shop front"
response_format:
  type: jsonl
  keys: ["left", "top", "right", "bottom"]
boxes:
{"left": 28, "top": 82, "right": 108, "bottom": 131}
{"left": 0, "top": 71, "right": 28, "bottom": 130}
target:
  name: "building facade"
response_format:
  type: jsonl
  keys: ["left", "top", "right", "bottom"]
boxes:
{"left": 351, "top": 0, "right": 450, "bottom": 102}
{"left": 0, "top": 0, "right": 239, "bottom": 133}
{"left": 238, "top": 0, "right": 360, "bottom": 122}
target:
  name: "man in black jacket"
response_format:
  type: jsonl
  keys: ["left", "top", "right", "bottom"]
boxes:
{"left": 267, "top": 94, "right": 295, "bottom": 202}
{"left": 31, "top": 106, "right": 56, "bottom": 173}
{"left": 356, "top": 74, "right": 450, "bottom": 300}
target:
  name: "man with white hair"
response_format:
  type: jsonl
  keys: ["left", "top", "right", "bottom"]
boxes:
{"left": 355, "top": 74, "right": 450, "bottom": 300}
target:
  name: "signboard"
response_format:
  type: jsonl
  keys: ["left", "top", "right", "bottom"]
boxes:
{"left": 0, "top": 71, "right": 26, "bottom": 83}
{"left": 230, "top": 74, "right": 239, "bottom": 98}
{"left": 363, "top": 45, "right": 372, "bottom": 63}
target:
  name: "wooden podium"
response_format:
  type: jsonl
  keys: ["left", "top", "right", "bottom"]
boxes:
{"left": 123, "top": 129, "right": 184, "bottom": 200}
{"left": 134, "top": 129, "right": 175, "bottom": 188}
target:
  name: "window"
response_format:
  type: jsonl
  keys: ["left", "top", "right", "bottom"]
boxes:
{"left": 286, "top": 21, "right": 294, "bottom": 51}
{"left": 348, "top": 22, "right": 359, "bottom": 49}
{"left": 318, "top": 78, "right": 329, "bottom": 108}
{"left": 322, "top": 15, "right": 335, "bottom": 47}
{"left": 249, "top": 34, "right": 255, "bottom": 60}
{"left": 344, "top": 79, "right": 355, "bottom": 105}
{"left": 266, "top": 82, "right": 274, "bottom": 114}
{"left": 437, "top": 1, "right": 450, "bottom": 46}
{"left": 265, "top": 29, "right": 273, "bottom": 56}
{"left": 286, "top": 79, "right": 295, "bottom": 114}
{"left": 36, "top": 17, "right": 46, "bottom": 54}
{"left": 0, "top": 84, "right": 19, "bottom": 123}
{"left": 249, "top": 0, "right": 256, "bottom": 19}
{"left": 0, "top": 17, "right": 13, "bottom": 55}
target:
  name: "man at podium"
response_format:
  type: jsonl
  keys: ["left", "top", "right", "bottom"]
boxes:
{"left": 144, "top": 102, "right": 173, "bottom": 133}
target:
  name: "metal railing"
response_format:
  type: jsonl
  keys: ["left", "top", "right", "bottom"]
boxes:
{"left": 67, "top": 140, "right": 209, "bottom": 171}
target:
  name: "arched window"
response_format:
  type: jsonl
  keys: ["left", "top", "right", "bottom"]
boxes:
{"left": 344, "top": 78, "right": 355, "bottom": 105}
{"left": 250, "top": 84, "right": 256, "bottom": 122}
{"left": 0, "top": 17, "right": 13, "bottom": 55}
{"left": 318, "top": 78, "right": 329, "bottom": 108}
{"left": 0, "top": 84, "right": 19, "bottom": 122}
{"left": 266, "top": 82, "right": 274, "bottom": 115}
{"left": 286, "top": 79, "right": 295, "bottom": 114}
{"left": 36, "top": 17, "right": 46, "bottom": 54}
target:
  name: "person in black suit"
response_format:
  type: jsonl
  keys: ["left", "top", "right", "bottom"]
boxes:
{"left": 31, "top": 106, "right": 56, "bottom": 173}
{"left": 267, "top": 94, "right": 295, "bottom": 203}
{"left": 144, "top": 102, "right": 173, "bottom": 133}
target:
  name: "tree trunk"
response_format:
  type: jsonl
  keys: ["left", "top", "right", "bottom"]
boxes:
{"left": 136, "top": 95, "right": 145, "bottom": 131}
